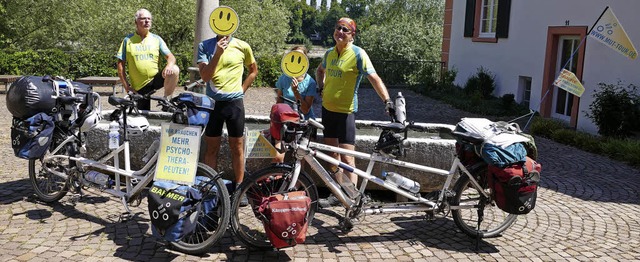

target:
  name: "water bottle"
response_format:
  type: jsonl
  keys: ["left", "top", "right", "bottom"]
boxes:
{"left": 85, "top": 170, "right": 111, "bottom": 187}
{"left": 394, "top": 92, "right": 407, "bottom": 124}
{"left": 382, "top": 171, "right": 420, "bottom": 194}
{"left": 108, "top": 120, "right": 120, "bottom": 149}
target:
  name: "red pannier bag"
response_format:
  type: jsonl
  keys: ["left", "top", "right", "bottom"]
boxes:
{"left": 270, "top": 103, "right": 300, "bottom": 141}
{"left": 488, "top": 156, "right": 541, "bottom": 214}
{"left": 258, "top": 191, "right": 311, "bottom": 249}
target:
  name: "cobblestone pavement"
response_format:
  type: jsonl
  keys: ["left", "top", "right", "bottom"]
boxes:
{"left": 1, "top": 87, "right": 639, "bottom": 261}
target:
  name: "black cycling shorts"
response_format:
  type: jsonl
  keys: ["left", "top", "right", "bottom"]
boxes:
{"left": 205, "top": 98, "right": 245, "bottom": 138}
{"left": 321, "top": 107, "right": 355, "bottom": 145}
{"left": 136, "top": 73, "right": 164, "bottom": 111}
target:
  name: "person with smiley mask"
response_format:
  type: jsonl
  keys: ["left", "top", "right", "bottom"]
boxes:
{"left": 275, "top": 46, "right": 318, "bottom": 120}
{"left": 272, "top": 45, "right": 318, "bottom": 163}
{"left": 316, "top": 17, "right": 393, "bottom": 207}
{"left": 197, "top": 6, "right": 259, "bottom": 206}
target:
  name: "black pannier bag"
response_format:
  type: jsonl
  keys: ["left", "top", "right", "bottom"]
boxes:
{"left": 6, "top": 75, "right": 93, "bottom": 119}
{"left": 11, "top": 112, "right": 55, "bottom": 159}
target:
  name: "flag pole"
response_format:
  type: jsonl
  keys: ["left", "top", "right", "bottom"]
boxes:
{"left": 587, "top": 6, "right": 609, "bottom": 35}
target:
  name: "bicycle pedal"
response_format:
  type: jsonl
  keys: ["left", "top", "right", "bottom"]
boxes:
{"left": 339, "top": 218, "right": 355, "bottom": 232}
{"left": 119, "top": 212, "right": 133, "bottom": 222}
{"left": 425, "top": 211, "right": 435, "bottom": 220}
{"left": 68, "top": 194, "right": 82, "bottom": 206}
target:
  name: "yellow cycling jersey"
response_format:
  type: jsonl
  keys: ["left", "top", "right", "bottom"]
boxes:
{"left": 116, "top": 32, "right": 171, "bottom": 91}
{"left": 320, "top": 44, "right": 376, "bottom": 113}
{"left": 197, "top": 37, "right": 255, "bottom": 101}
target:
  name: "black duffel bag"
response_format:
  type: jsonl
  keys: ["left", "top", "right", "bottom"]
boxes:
{"left": 6, "top": 75, "right": 93, "bottom": 119}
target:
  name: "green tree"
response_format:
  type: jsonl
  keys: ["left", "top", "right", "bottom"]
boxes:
{"left": 285, "top": 0, "right": 319, "bottom": 44}
{"left": 317, "top": 6, "right": 348, "bottom": 46}
{"left": 341, "top": 0, "right": 375, "bottom": 23}
{"left": 288, "top": 1, "right": 305, "bottom": 43}
{"left": 360, "top": 0, "right": 444, "bottom": 61}
{"left": 0, "top": 2, "right": 7, "bottom": 46}
{"left": 0, "top": 0, "right": 195, "bottom": 54}
{"left": 222, "top": 0, "right": 290, "bottom": 57}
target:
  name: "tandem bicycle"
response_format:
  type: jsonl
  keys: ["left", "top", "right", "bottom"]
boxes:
{"left": 27, "top": 77, "right": 230, "bottom": 254}
{"left": 230, "top": 99, "right": 527, "bottom": 249}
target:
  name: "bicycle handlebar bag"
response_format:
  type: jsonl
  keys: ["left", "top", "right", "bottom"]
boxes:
{"left": 269, "top": 103, "right": 300, "bottom": 141}
{"left": 257, "top": 191, "right": 310, "bottom": 249}
{"left": 172, "top": 92, "right": 215, "bottom": 127}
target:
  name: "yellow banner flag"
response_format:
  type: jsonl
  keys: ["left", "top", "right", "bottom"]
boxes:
{"left": 553, "top": 69, "right": 585, "bottom": 97}
{"left": 589, "top": 6, "right": 637, "bottom": 60}
{"left": 245, "top": 130, "right": 277, "bottom": 159}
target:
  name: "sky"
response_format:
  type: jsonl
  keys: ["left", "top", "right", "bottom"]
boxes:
{"left": 306, "top": 0, "right": 342, "bottom": 10}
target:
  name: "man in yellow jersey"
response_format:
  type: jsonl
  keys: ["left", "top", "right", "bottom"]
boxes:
{"left": 197, "top": 34, "right": 258, "bottom": 206}
{"left": 316, "top": 17, "right": 394, "bottom": 207}
{"left": 116, "top": 8, "right": 180, "bottom": 110}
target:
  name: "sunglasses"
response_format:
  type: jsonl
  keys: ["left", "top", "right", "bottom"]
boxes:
{"left": 335, "top": 25, "right": 351, "bottom": 33}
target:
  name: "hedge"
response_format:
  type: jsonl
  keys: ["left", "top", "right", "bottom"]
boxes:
{"left": 0, "top": 49, "right": 436, "bottom": 89}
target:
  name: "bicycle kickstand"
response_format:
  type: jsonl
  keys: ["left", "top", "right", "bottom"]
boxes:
{"left": 118, "top": 196, "right": 133, "bottom": 222}
{"left": 474, "top": 207, "right": 484, "bottom": 252}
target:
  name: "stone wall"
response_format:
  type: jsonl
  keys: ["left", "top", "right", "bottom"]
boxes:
{"left": 86, "top": 116, "right": 457, "bottom": 192}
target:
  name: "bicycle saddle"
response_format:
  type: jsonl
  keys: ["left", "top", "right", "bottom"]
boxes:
{"left": 108, "top": 95, "right": 135, "bottom": 107}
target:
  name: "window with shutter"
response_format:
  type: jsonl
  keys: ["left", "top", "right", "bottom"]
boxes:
{"left": 479, "top": 0, "right": 498, "bottom": 38}
{"left": 465, "top": 0, "right": 511, "bottom": 43}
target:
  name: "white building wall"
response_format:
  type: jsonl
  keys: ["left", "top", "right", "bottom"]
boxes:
{"left": 448, "top": 0, "right": 640, "bottom": 134}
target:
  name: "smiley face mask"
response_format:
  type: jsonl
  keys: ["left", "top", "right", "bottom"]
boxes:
{"left": 209, "top": 6, "right": 239, "bottom": 36}
{"left": 281, "top": 51, "right": 309, "bottom": 78}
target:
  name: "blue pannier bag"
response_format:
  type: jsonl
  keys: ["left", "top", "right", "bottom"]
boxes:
{"left": 148, "top": 176, "right": 227, "bottom": 242}
{"left": 11, "top": 113, "right": 55, "bottom": 159}
{"left": 173, "top": 92, "right": 214, "bottom": 127}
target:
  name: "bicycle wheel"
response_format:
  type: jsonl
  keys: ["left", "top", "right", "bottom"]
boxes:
{"left": 28, "top": 134, "right": 74, "bottom": 203}
{"left": 231, "top": 165, "right": 318, "bottom": 249}
{"left": 170, "top": 163, "right": 231, "bottom": 255}
{"left": 450, "top": 168, "right": 517, "bottom": 238}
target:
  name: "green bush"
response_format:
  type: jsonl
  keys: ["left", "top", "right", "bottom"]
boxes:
{"left": 440, "top": 67, "right": 457, "bottom": 90}
{"left": 572, "top": 131, "right": 603, "bottom": 154}
{"left": 529, "top": 117, "right": 567, "bottom": 138}
{"left": 253, "top": 54, "right": 281, "bottom": 88}
{"left": 464, "top": 67, "right": 495, "bottom": 99}
{"left": 68, "top": 51, "right": 118, "bottom": 79}
{"left": 585, "top": 82, "right": 640, "bottom": 138}
{"left": 501, "top": 94, "right": 516, "bottom": 110}
{"left": 0, "top": 49, "right": 68, "bottom": 76}
{"left": 550, "top": 129, "right": 576, "bottom": 145}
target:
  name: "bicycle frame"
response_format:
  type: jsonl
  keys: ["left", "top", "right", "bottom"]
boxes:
{"left": 43, "top": 120, "right": 159, "bottom": 214}
{"left": 288, "top": 136, "right": 489, "bottom": 215}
